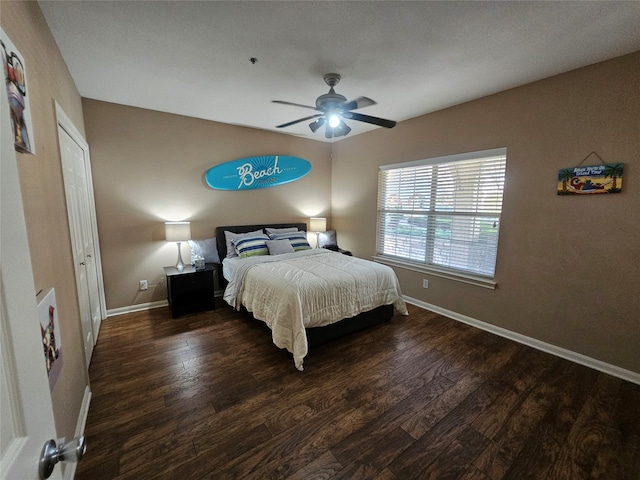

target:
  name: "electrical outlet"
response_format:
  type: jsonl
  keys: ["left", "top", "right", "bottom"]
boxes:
{"left": 139, "top": 280, "right": 148, "bottom": 291}
{"left": 422, "top": 279, "right": 429, "bottom": 288}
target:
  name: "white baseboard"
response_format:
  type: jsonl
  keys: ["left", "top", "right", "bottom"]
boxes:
{"left": 107, "top": 300, "right": 168, "bottom": 317}
{"left": 107, "top": 290, "right": 225, "bottom": 318}
{"left": 404, "top": 295, "right": 640, "bottom": 386}
{"left": 63, "top": 385, "right": 92, "bottom": 480}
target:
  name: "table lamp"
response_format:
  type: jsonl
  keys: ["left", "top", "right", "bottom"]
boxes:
{"left": 309, "top": 217, "right": 327, "bottom": 248}
{"left": 165, "top": 221, "right": 191, "bottom": 270}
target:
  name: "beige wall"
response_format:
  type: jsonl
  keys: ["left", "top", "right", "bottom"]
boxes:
{"left": 332, "top": 52, "right": 640, "bottom": 374}
{"left": 82, "top": 99, "right": 332, "bottom": 310}
{"left": 1, "top": 2, "right": 89, "bottom": 441}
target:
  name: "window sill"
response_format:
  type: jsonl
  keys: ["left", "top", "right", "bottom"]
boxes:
{"left": 372, "top": 255, "right": 497, "bottom": 290}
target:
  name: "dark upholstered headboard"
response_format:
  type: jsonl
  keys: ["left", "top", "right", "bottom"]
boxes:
{"left": 215, "top": 222, "right": 307, "bottom": 265}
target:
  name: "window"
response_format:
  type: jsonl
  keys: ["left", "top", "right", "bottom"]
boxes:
{"left": 376, "top": 148, "right": 506, "bottom": 286}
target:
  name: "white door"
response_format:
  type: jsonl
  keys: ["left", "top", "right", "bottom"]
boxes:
{"left": 58, "top": 126, "right": 94, "bottom": 365}
{"left": 76, "top": 155, "right": 102, "bottom": 346}
{"left": 0, "top": 86, "right": 63, "bottom": 479}
{"left": 56, "top": 105, "right": 105, "bottom": 367}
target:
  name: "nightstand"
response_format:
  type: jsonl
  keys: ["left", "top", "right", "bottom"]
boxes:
{"left": 164, "top": 264, "right": 216, "bottom": 318}
{"left": 322, "top": 245, "right": 352, "bottom": 256}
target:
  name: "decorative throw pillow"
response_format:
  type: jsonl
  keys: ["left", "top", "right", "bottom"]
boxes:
{"left": 232, "top": 235, "right": 270, "bottom": 258}
{"left": 188, "top": 238, "right": 220, "bottom": 264}
{"left": 266, "top": 239, "right": 295, "bottom": 255}
{"left": 317, "top": 230, "right": 337, "bottom": 248}
{"left": 269, "top": 231, "right": 312, "bottom": 251}
{"left": 265, "top": 227, "right": 298, "bottom": 235}
{"left": 224, "top": 229, "right": 263, "bottom": 258}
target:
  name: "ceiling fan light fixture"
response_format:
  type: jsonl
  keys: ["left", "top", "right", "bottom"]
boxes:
{"left": 309, "top": 117, "right": 325, "bottom": 133}
{"left": 327, "top": 119, "right": 351, "bottom": 139}
{"left": 328, "top": 114, "right": 341, "bottom": 128}
{"left": 325, "top": 125, "right": 334, "bottom": 139}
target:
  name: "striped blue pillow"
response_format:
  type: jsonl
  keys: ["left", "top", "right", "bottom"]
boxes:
{"left": 269, "top": 232, "right": 311, "bottom": 251}
{"left": 232, "top": 235, "right": 269, "bottom": 258}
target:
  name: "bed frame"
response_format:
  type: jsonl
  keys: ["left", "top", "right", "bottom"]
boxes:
{"left": 215, "top": 223, "right": 394, "bottom": 347}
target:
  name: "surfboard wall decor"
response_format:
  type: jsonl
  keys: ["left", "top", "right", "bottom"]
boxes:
{"left": 205, "top": 155, "right": 311, "bottom": 191}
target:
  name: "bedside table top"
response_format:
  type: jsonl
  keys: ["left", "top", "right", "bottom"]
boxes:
{"left": 163, "top": 264, "right": 217, "bottom": 276}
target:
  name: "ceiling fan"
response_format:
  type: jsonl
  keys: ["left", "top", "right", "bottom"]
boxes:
{"left": 273, "top": 73, "right": 396, "bottom": 139}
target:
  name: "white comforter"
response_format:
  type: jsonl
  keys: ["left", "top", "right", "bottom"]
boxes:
{"left": 223, "top": 249, "right": 408, "bottom": 370}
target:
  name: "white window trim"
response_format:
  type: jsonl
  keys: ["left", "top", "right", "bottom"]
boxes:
{"left": 376, "top": 147, "right": 506, "bottom": 288}
{"left": 372, "top": 255, "right": 498, "bottom": 289}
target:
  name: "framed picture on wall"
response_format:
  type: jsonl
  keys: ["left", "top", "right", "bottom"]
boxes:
{"left": 1, "top": 27, "right": 35, "bottom": 154}
{"left": 37, "top": 287, "right": 63, "bottom": 391}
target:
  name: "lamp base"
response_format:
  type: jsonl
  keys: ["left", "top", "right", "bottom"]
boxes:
{"left": 175, "top": 242, "right": 186, "bottom": 270}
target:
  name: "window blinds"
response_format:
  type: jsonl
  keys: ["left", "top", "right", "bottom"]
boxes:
{"left": 377, "top": 149, "right": 506, "bottom": 278}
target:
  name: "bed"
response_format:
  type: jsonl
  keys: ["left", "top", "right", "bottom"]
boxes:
{"left": 215, "top": 223, "right": 408, "bottom": 370}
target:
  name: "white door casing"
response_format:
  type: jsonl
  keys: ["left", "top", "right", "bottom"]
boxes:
{"left": 0, "top": 80, "right": 63, "bottom": 479}
{"left": 56, "top": 104, "right": 105, "bottom": 367}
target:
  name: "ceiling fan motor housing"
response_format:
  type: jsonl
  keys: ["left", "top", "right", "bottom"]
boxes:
{"left": 316, "top": 73, "right": 346, "bottom": 111}
{"left": 316, "top": 90, "right": 347, "bottom": 111}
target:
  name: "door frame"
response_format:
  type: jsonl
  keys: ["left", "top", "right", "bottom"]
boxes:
{"left": 55, "top": 103, "right": 107, "bottom": 327}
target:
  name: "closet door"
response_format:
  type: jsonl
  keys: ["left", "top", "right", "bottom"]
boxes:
{"left": 57, "top": 105, "right": 105, "bottom": 366}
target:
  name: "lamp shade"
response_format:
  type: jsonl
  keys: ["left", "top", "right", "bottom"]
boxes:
{"left": 165, "top": 222, "right": 191, "bottom": 242}
{"left": 309, "top": 217, "right": 327, "bottom": 232}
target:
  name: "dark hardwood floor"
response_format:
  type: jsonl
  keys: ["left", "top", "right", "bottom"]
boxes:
{"left": 76, "top": 303, "right": 640, "bottom": 480}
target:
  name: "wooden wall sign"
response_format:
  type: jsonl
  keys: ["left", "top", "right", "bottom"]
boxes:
{"left": 205, "top": 155, "right": 311, "bottom": 191}
{"left": 557, "top": 163, "right": 624, "bottom": 195}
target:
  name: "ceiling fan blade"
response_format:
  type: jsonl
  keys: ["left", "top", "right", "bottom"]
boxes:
{"left": 272, "top": 100, "right": 318, "bottom": 111}
{"left": 276, "top": 114, "right": 323, "bottom": 129}
{"left": 344, "top": 112, "right": 396, "bottom": 128}
{"left": 341, "top": 96, "right": 377, "bottom": 111}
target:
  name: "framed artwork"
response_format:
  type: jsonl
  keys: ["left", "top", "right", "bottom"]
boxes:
{"left": 1, "top": 27, "right": 35, "bottom": 154}
{"left": 557, "top": 163, "right": 623, "bottom": 195}
{"left": 37, "top": 288, "right": 63, "bottom": 390}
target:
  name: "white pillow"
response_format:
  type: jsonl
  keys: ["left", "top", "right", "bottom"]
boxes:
{"left": 188, "top": 238, "right": 220, "bottom": 264}
{"left": 267, "top": 239, "right": 295, "bottom": 255}
{"left": 265, "top": 227, "right": 299, "bottom": 236}
{"left": 317, "top": 230, "right": 337, "bottom": 248}
{"left": 224, "top": 229, "right": 263, "bottom": 258}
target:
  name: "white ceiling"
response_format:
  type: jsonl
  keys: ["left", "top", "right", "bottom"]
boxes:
{"left": 39, "top": 1, "right": 640, "bottom": 142}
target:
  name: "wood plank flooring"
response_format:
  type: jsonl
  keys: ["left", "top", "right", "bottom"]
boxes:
{"left": 76, "top": 303, "right": 640, "bottom": 479}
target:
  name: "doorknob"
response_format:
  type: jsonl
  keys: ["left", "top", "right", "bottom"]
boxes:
{"left": 86, "top": 254, "right": 92, "bottom": 257}
{"left": 39, "top": 435, "right": 86, "bottom": 479}
{"left": 80, "top": 261, "right": 85, "bottom": 266}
